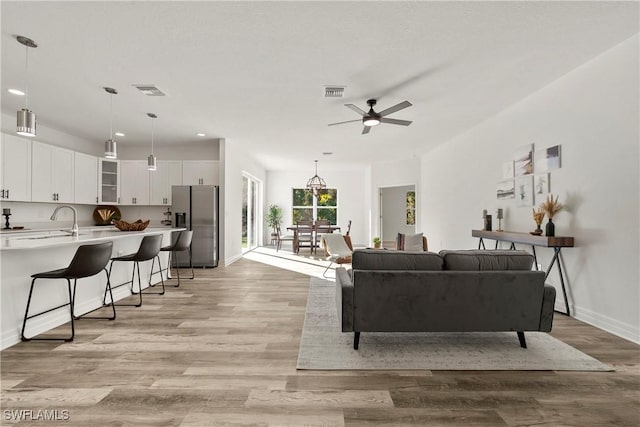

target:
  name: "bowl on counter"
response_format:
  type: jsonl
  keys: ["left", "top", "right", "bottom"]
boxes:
{"left": 113, "top": 219, "right": 150, "bottom": 231}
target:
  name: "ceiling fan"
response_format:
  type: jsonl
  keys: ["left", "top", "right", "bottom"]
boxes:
{"left": 328, "top": 99, "right": 412, "bottom": 134}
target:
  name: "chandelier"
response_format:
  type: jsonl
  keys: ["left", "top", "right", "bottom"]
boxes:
{"left": 306, "top": 160, "right": 326, "bottom": 195}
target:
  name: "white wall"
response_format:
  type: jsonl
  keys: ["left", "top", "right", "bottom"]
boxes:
{"left": 220, "top": 138, "right": 267, "bottom": 266}
{"left": 370, "top": 158, "right": 421, "bottom": 244}
{"left": 420, "top": 35, "right": 639, "bottom": 343}
{"left": 381, "top": 185, "right": 416, "bottom": 242}
{"left": 266, "top": 169, "right": 368, "bottom": 246}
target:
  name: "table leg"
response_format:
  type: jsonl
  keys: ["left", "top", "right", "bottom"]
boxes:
{"left": 545, "top": 247, "right": 570, "bottom": 316}
{"left": 478, "top": 238, "right": 486, "bottom": 250}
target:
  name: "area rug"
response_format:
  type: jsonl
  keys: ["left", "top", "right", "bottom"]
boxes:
{"left": 297, "top": 277, "right": 613, "bottom": 371}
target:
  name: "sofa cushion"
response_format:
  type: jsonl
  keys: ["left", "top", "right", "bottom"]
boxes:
{"left": 352, "top": 249, "right": 443, "bottom": 271}
{"left": 439, "top": 250, "right": 534, "bottom": 271}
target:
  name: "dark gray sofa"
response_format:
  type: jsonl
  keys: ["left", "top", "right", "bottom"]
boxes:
{"left": 335, "top": 249, "right": 556, "bottom": 349}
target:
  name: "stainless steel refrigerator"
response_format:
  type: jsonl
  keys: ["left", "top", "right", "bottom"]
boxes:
{"left": 171, "top": 185, "right": 219, "bottom": 268}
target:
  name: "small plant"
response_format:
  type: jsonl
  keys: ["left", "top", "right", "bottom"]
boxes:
{"left": 540, "top": 194, "right": 563, "bottom": 219}
{"left": 372, "top": 236, "right": 381, "bottom": 248}
{"left": 265, "top": 205, "right": 283, "bottom": 233}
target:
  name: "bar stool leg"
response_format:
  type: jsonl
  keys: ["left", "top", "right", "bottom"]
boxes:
{"left": 174, "top": 250, "right": 181, "bottom": 287}
{"left": 21, "top": 278, "right": 38, "bottom": 341}
{"left": 144, "top": 255, "right": 165, "bottom": 295}
{"left": 21, "top": 278, "right": 74, "bottom": 342}
{"left": 75, "top": 269, "right": 116, "bottom": 320}
{"left": 189, "top": 247, "right": 195, "bottom": 279}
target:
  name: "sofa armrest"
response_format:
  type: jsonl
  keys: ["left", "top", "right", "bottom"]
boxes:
{"left": 539, "top": 284, "right": 556, "bottom": 332}
{"left": 335, "top": 267, "right": 354, "bottom": 332}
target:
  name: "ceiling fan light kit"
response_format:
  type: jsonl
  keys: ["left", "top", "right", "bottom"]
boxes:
{"left": 15, "top": 36, "right": 38, "bottom": 138}
{"left": 328, "top": 98, "right": 412, "bottom": 134}
{"left": 103, "top": 87, "right": 118, "bottom": 159}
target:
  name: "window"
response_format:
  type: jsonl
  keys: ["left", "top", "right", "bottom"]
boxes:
{"left": 406, "top": 191, "right": 415, "bottom": 226}
{"left": 292, "top": 188, "right": 338, "bottom": 224}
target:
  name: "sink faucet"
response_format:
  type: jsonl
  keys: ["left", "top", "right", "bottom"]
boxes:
{"left": 50, "top": 205, "right": 79, "bottom": 236}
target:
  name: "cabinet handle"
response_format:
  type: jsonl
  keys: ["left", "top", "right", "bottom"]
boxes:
{"left": 96, "top": 197, "right": 98, "bottom": 203}
{"left": 1, "top": 189, "right": 4, "bottom": 199}
{"left": 6, "top": 189, "right": 9, "bottom": 199}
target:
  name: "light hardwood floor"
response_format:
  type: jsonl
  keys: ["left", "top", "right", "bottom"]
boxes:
{"left": 1, "top": 257, "right": 639, "bottom": 426}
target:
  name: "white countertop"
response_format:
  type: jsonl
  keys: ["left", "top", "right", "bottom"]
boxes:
{"left": 1, "top": 227, "right": 185, "bottom": 251}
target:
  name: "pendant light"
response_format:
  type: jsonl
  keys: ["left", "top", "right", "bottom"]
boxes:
{"left": 306, "top": 160, "right": 327, "bottom": 195}
{"left": 103, "top": 87, "right": 118, "bottom": 159}
{"left": 15, "top": 36, "right": 38, "bottom": 137}
{"left": 147, "top": 113, "right": 157, "bottom": 171}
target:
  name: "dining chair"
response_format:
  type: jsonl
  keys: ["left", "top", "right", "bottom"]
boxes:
{"left": 314, "top": 219, "right": 331, "bottom": 251}
{"left": 296, "top": 220, "right": 314, "bottom": 253}
{"left": 275, "top": 223, "right": 298, "bottom": 253}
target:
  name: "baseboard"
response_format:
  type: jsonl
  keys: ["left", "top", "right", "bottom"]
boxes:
{"left": 225, "top": 253, "right": 243, "bottom": 266}
{"left": 556, "top": 301, "right": 640, "bottom": 345}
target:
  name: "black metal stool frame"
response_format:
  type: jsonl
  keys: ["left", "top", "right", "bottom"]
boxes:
{"left": 104, "top": 235, "right": 165, "bottom": 308}
{"left": 21, "top": 242, "right": 115, "bottom": 342}
{"left": 158, "top": 230, "right": 194, "bottom": 288}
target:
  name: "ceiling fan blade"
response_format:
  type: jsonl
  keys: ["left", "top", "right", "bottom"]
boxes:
{"left": 378, "top": 101, "right": 412, "bottom": 117}
{"left": 328, "top": 119, "right": 362, "bottom": 127}
{"left": 380, "top": 117, "right": 412, "bottom": 126}
{"left": 362, "top": 126, "right": 371, "bottom": 135}
{"left": 345, "top": 104, "right": 367, "bottom": 116}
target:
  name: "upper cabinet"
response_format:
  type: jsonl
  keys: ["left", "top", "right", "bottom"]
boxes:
{"left": 74, "top": 152, "right": 98, "bottom": 204}
{"left": 182, "top": 160, "right": 219, "bottom": 185}
{"left": 150, "top": 160, "right": 182, "bottom": 205}
{"left": 31, "top": 141, "right": 75, "bottom": 203}
{"left": 98, "top": 159, "right": 120, "bottom": 204}
{"left": 1, "top": 133, "right": 32, "bottom": 202}
{"left": 120, "top": 160, "right": 150, "bottom": 205}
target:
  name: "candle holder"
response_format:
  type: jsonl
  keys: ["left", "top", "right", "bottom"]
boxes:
{"left": 3, "top": 213, "right": 11, "bottom": 230}
{"left": 496, "top": 208, "right": 504, "bottom": 232}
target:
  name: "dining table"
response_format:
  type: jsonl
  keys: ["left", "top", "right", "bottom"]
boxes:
{"left": 286, "top": 223, "right": 341, "bottom": 254}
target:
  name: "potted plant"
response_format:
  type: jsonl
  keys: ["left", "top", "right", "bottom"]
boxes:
{"left": 372, "top": 236, "right": 381, "bottom": 249}
{"left": 265, "top": 204, "right": 283, "bottom": 241}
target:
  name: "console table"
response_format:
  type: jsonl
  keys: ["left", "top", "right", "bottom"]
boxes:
{"left": 471, "top": 229, "right": 575, "bottom": 316}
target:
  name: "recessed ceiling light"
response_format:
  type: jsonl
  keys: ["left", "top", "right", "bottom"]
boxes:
{"left": 115, "top": 132, "right": 125, "bottom": 137}
{"left": 196, "top": 132, "right": 206, "bottom": 137}
{"left": 323, "top": 152, "right": 333, "bottom": 156}
{"left": 8, "top": 89, "right": 25, "bottom": 96}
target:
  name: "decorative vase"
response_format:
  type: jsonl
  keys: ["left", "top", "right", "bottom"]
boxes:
{"left": 545, "top": 218, "right": 555, "bottom": 237}
{"left": 374, "top": 242, "right": 381, "bottom": 249}
{"left": 531, "top": 225, "right": 543, "bottom": 236}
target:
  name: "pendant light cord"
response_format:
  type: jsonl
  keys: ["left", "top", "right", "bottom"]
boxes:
{"left": 109, "top": 94, "right": 113, "bottom": 139}
{"left": 24, "top": 45, "right": 29, "bottom": 109}
{"left": 151, "top": 117, "right": 155, "bottom": 154}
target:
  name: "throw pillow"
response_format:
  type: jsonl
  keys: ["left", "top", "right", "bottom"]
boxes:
{"left": 397, "top": 232, "right": 424, "bottom": 251}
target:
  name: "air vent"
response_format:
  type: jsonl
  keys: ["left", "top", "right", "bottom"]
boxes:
{"left": 132, "top": 84, "right": 167, "bottom": 96}
{"left": 324, "top": 86, "right": 345, "bottom": 98}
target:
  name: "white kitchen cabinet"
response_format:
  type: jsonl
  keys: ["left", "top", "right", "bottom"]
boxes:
{"left": 74, "top": 152, "right": 98, "bottom": 204}
{"left": 150, "top": 160, "right": 182, "bottom": 205}
{"left": 31, "top": 141, "right": 75, "bottom": 203}
{"left": 98, "top": 158, "right": 120, "bottom": 204}
{"left": 120, "top": 160, "right": 150, "bottom": 205}
{"left": 182, "top": 160, "right": 219, "bottom": 185}
{"left": 0, "top": 133, "right": 32, "bottom": 202}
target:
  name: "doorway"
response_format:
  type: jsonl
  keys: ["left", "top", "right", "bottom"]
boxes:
{"left": 379, "top": 184, "right": 416, "bottom": 248}
{"left": 242, "top": 173, "right": 262, "bottom": 252}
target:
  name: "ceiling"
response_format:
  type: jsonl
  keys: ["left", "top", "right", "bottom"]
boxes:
{"left": 1, "top": 1, "right": 638, "bottom": 171}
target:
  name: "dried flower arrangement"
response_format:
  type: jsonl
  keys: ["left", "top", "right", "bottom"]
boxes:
{"left": 540, "top": 194, "right": 563, "bottom": 219}
{"left": 532, "top": 208, "right": 545, "bottom": 226}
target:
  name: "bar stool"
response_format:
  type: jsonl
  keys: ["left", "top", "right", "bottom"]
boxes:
{"left": 21, "top": 241, "right": 115, "bottom": 342}
{"left": 105, "top": 234, "right": 164, "bottom": 307}
{"left": 160, "top": 230, "right": 194, "bottom": 287}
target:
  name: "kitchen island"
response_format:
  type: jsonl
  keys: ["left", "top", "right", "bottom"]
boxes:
{"left": 1, "top": 227, "right": 184, "bottom": 349}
